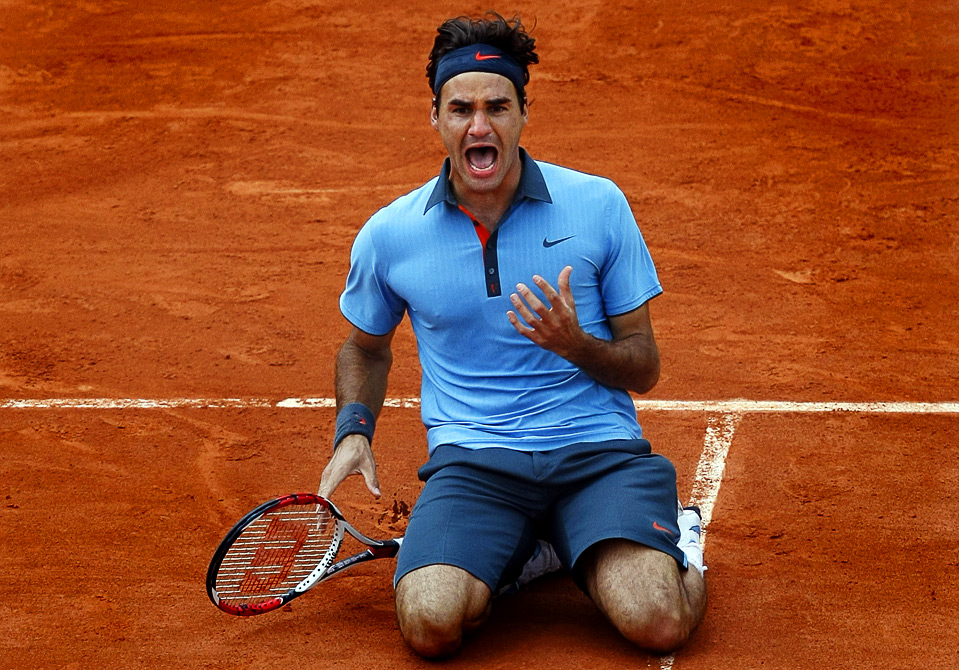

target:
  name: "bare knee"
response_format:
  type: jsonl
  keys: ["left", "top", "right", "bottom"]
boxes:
{"left": 613, "top": 601, "right": 690, "bottom": 653}
{"left": 398, "top": 605, "right": 465, "bottom": 659}
{"left": 395, "top": 565, "right": 491, "bottom": 659}
{"left": 397, "top": 598, "right": 470, "bottom": 659}
{"left": 583, "top": 539, "right": 705, "bottom": 654}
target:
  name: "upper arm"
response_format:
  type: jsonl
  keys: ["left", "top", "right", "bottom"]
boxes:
{"left": 345, "top": 324, "right": 397, "bottom": 359}
{"left": 608, "top": 302, "right": 656, "bottom": 344}
{"left": 340, "top": 220, "right": 407, "bottom": 337}
{"left": 608, "top": 301, "right": 660, "bottom": 392}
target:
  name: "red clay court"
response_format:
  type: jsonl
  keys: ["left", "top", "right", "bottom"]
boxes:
{"left": 2, "top": 1, "right": 957, "bottom": 668}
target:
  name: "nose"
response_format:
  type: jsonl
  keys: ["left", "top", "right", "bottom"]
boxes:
{"left": 468, "top": 110, "right": 492, "bottom": 137}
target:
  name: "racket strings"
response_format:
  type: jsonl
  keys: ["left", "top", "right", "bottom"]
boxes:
{"left": 214, "top": 505, "right": 338, "bottom": 602}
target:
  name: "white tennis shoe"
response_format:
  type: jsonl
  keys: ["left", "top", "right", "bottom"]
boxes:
{"left": 677, "top": 504, "right": 707, "bottom": 576}
{"left": 497, "top": 539, "right": 563, "bottom": 596}
{"left": 517, "top": 539, "right": 562, "bottom": 585}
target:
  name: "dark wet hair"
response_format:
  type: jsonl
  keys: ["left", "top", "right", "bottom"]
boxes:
{"left": 427, "top": 12, "right": 538, "bottom": 107}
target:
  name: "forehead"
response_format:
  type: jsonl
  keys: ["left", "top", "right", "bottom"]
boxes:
{"left": 438, "top": 71, "right": 519, "bottom": 104}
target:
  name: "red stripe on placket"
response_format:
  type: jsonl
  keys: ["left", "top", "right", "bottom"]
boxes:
{"left": 458, "top": 205, "right": 489, "bottom": 246}
{"left": 457, "top": 204, "right": 501, "bottom": 297}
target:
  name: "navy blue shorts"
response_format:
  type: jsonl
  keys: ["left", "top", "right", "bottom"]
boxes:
{"left": 394, "top": 439, "right": 687, "bottom": 592}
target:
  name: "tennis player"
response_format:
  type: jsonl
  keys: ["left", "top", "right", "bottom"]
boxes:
{"left": 318, "top": 12, "right": 707, "bottom": 658}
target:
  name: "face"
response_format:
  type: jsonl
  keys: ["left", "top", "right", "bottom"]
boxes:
{"left": 431, "top": 71, "right": 528, "bottom": 203}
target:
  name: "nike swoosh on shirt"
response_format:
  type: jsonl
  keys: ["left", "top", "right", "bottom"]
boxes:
{"left": 543, "top": 235, "right": 575, "bottom": 248}
{"left": 475, "top": 52, "right": 502, "bottom": 61}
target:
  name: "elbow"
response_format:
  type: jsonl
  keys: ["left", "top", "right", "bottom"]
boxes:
{"left": 631, "top": 356, "right": 660, "bottom": 395}
{"left": 633, "top": 369, "right": 659, "bottom": 395}
{"left": 621, "top": 332, "right": 659, "bottom": 394}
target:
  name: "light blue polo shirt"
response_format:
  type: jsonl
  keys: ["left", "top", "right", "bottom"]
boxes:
{"left": 340, "top": 150, "right": 663, "bottom": 454}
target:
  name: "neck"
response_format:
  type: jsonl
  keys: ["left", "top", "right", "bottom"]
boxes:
{"left": 451, "top": 151, "right": 523, "bottom": 230}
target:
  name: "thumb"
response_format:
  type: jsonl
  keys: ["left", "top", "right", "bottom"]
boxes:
{"left": 362, "top": 462, "right": 382, "bottom": 498}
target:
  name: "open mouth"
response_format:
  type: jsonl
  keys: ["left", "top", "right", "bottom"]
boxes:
{"left": 465, "top": 146, "right": 498, "bottom": 174}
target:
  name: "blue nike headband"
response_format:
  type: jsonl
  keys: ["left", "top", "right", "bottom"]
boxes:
{"left": 433, "top": 44, "right": 527, "bottom": 100}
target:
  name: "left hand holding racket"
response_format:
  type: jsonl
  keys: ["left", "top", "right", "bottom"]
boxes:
{"left": 319, "top": 434, "right": 381, "bottom": 498}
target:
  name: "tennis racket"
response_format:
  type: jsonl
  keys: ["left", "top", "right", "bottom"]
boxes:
{"left": 206, "top": 493, "right": 403, "bottom": 616}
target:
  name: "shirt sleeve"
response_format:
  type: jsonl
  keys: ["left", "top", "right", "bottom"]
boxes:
{"left": 599, "top": 185, "right": 663, "bottom": 316}
{"left": 338, "top": 219, "right": 407, "bottom": 335}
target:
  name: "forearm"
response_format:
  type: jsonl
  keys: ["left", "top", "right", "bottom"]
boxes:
{"left": 319, "top": 329, "right": 394, "bottom": 499}
{"left": 334, "top": 333, "right": 393, "bottom": 416}
{"left": 562, "top": 330, "right": 660, "bottom": 394}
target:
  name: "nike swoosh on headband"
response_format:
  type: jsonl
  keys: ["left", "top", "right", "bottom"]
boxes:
{"left": 543, "top": 235, "right": 575, "bottom": 248}
{"left": 475, "top": 51, "right": 502, "bottom": 61}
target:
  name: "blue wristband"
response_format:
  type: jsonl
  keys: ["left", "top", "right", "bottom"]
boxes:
{"left": 333, "top": 403, "right": 375, "bottom": 450}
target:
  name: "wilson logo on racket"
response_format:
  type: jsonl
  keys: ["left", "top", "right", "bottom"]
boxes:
{"left": 239, "top": 518, "right": 309, "bottom": 594}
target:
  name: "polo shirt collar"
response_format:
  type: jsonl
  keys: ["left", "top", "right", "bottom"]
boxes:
{"left": 424, "top": 147, "right": 552, "bottom": 213}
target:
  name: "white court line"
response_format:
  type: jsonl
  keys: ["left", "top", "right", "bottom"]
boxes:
{"left": 2, "top": 397, "right": 959, "bottom": 412}
{"left": 633, "top": 399, "right": 959, "bottom": 414}
{"left": 688, "top": 412, "right": 742, "bottom": 541}
{"left": 657, "top": 412, "right": 741, "bottom": 670}
{"left": 0, "top": 397, "right": 277, "bottom": 409}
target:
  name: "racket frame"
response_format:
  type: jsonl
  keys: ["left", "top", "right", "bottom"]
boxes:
{"left": 206, "top": 493, "right": 401, "bottom": 616}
